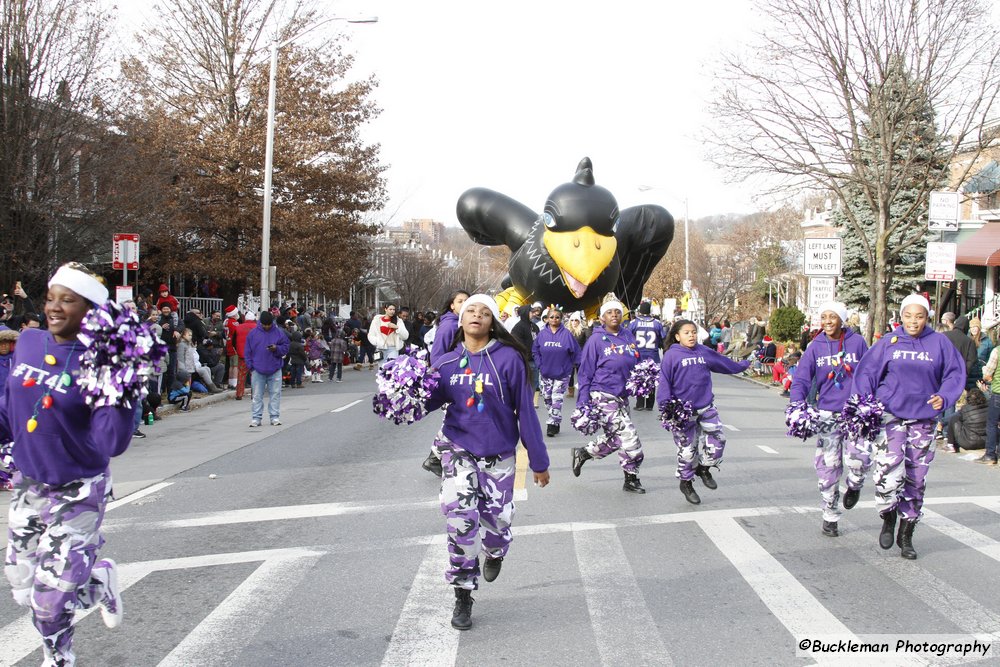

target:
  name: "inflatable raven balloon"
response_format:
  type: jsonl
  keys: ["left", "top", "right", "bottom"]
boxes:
{"left": 457, "top": 158, "right": 674, "bottom": 316}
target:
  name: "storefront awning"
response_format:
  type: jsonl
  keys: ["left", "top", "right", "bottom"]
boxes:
{"left": 956, "top": 222, "right": 1000, "bottom": 266}
{"left": 963, "top": 160, "right": 1000, "bottom": 194}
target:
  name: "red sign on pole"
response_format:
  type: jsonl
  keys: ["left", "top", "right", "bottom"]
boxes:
{"left": 113, "top": 234, "right": 140, "bottom": 270}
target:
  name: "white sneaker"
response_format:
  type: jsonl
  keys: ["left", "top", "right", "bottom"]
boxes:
{"left": 271, "top": 419, "right": 281, "bottom": 426}
{"left": 315, "top": 378, "right": 324, "bottom": 383}
{"left": 249, "top": 420, "right": 261, "bottom": 427}
{"left": 336, "top": 379, "right": 343, "bottom": 383}
{"left": 96, "top": 559, "right": 123, "bottom": 629}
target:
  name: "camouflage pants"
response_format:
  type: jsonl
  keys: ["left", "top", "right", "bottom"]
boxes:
{"left": 540, "top": 375, "right": 569, "bottom": 426}
{"left": 873, "top": 416, "right": 936, "bottom": 521}
{"left": 436, "top": 432, "right": 516, "bottom": 591}
{"left": 815, "top": 411, "right": 872, "bottom": 522}
{"left": 5, "top": 470, "right": 114, "bottom": 666}
{"left": 672, "top": 404, "right": 725, "bottom": 480}
{"left": 583, "top": 392, "right": 644, "bottom": 473}
{"left": 0, "top": 440, "right": 14, "bottom": 488}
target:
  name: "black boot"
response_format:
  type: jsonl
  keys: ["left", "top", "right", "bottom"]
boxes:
{"left": 483, "top": 556, "right": 503, "bottom": 582}
{"left": 553, "top": 423, "right": 560, "bottom": 435}
{"left": 695, "top": 464, "right": 718, "bottom": 490}
{"left": 898, "top": 519, "right": 918, "bottom": 560}
{"left": 623, "top": 472, "right": 646, "bottom": 494}
{"left": 571, "top": 447, "right": 591, "bottom": 477}
{"left": 546, "top": 423, "right": 556, "bottom": 437}
{"left": 679, "top": 479, "right": 701, "bottom": 505}
{"left": 821, "top": 520, "right": 839, "bottom": 537}
{"left": 421, "top": 451, "right": 443, "bottom": 477}
{"left": 878, "top": 508, "right": 897, "bottom": 550}
{"left": 451, "top": 588, "right": 474, "bottom": 630}
{"left": 842, "top": 488, "right": 860, "bottom": 510}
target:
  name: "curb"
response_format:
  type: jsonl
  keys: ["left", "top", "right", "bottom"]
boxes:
{"left": 157, "top": 388, "right": 235, "bottom": 418}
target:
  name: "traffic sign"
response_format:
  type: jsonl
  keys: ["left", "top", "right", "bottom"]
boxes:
{"left": 803, "top": 238, "right": 842, "bottom": 276}
{"left": 924, "top": 242, "right": 957, "bottom": 281}
{"left": 113, "top": 233, "right": 140, "bottom": 270}
{"left": 928, "top": 191, "right": 959, "bottom": 231}
{"left": 808, "top": 277, "right": 836, "bottom": 308}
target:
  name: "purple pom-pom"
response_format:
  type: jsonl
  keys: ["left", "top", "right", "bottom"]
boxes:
{"left": 626, "top": 359, "right": 659, "bottom": 398}
{"left": 838, "top": 393, "right": 885, "bottom": 441}
{"left": 372, "top": 349, "right": 440, "bottom": 425}
{"left": 76, "top": 302, "right": 168, "bottom": 409}
{"left": 785, "top": 400, "right": 821, "bottom": 440}
{"left": 570, "top": 401, "right": 608, "bottom": 436}
{"left": 658, "top": 397, "right": 695, "bottom": 432}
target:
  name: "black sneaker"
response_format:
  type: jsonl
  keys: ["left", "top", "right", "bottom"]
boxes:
{"left": 571, "top": 447, "right": 591, "bottom": 477}
{"left": 483, "top": 556, "right": 503, "bottom": 582}
{"left": 623, "top": 472, "right": 646, "bottom": 494}
{"left": 451, "top": 588, "right": 474, "bottom": 630}
{"left": 821, "top": 520, "right": 839, "bottom": 537}
{"left": 842, "top": 488, "right": 860, "bottom": 510}
{"left": 546, "top": 423, "right": 557, "bottom": 437}
{"left": 132, "top": 430, "right": 146, "bottom": 439}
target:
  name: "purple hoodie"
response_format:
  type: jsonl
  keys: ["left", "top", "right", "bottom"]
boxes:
{"left": 851, "top": 325, "right": 966, "bottom": 420}
{"left": 577, "top": 325, "right": 640, "bottom": 400}
{"left": 244, "top": 322, "right": 291, "bottom": 375}
{"left": 657, "top": 343, "right": 749, "bottom": 410}
{"left": 790, "top": 330, "right": 868, "bottom": 412}
{"left": 430, "top": 311, "right": 460, "bottom": 365}
{"left": 0, "top": 328, "right": 134, "bottom": 486}
{"left": 428, "top": 340, "right": 549, "bottom": 472}
{"left": 532, "top": 324, "right": 581, "bottom": 379}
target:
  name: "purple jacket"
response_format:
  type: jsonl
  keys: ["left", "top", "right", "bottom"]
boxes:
{"left": 0, "top": 328, "right": 134, "bottom": 485}
{"left": 627, "top": 316, "right": 666, "bottom": 362}
{"left": 430, "top": 311, "right": 460, "bottom": 365}
{"left": 851, "top": 325, "right": 966, "bottom": 420}
{"left": 244, "top": 323, "right": 290, "bottom": 375}
{"left": 790, "top": 330, "right": 868, "bottom": 412}
{"left": 577, "top": 325, "right": 640, "bottom": 400}
{"left": 657, "top": 343, "right": 750, "bottom": 410}
{"left": 532, "top": 324, "right": 581, "bottom": 379}
{"left": 428, "top": 340, "right": 549, "bottom": 472}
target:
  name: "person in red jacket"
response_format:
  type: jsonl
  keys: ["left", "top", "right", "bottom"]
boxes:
{"left": 224, "top": 305, "right": 240, "bottom": 389}
{"left": 154, "top": 284, "right": 179, "bottom": 313}
{"left": 233, "top": 311, "right": 258, "bottom": 400}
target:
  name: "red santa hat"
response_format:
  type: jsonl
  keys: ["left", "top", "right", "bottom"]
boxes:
{"left": 158, "top": 284, "right": 169, "bottom": 293}
{"left": 225, "top": 305, "right": 238, "bottom": 318}
{"left": 763, "top": 335, "right": 773, "bottom": 342}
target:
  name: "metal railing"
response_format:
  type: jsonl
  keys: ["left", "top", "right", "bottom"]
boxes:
{"left": 176, "top": 297, "right": 224, "bottom": 315}
{"left": 966, "top": 293, "right": 1000, "bottom": 328}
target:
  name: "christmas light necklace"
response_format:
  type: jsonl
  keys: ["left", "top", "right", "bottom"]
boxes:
{"left": 23, "top": 337, "right": 78, "bottom": 433}
{"left": 825, "top": 332, "right": 852, "bottom": 390}
{"left": 459, "top": 345, "right": 487, "bottom": 412}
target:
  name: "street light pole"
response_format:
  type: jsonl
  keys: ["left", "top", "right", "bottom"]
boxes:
{"left": 684, "top": 197, "right": 689, "bottom": 285}
{"left": 259, "top": 16, "right": 378, "bottom": 314}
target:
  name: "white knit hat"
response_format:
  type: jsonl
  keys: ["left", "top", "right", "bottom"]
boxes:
{"left": 48, "top": 264, "right": 108, "bottom": 306}
{"left": 819, "top": 301, "right": 848, "bottom": 325}
{"left": 459, "top": 294, "right": 501, "bottom": 322}
{"left": 900, "top": 294, "right": 930, "bottom": 314}
{"left": 599, "top": 300, "right": 624, "bottom": 317}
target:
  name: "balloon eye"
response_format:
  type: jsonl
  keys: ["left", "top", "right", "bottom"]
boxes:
{"left": 543, "top": 213, "right": 557, "bottom": 229}
{"left": 611, "top": 216, "right": 620, "bottom": 234}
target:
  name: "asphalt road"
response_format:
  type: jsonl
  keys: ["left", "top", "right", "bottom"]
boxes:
{"left": 2, "top": 368, "right": 1000, "bottom": 666}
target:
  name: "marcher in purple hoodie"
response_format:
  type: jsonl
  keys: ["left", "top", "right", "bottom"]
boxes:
{"left": 571, "top": 298, "right": 646, "bottom": 493}
{"left": 532, "top": 306, "right": 581, "bottom": 437}
{"left": 427, "top": 294, "right": 549, "bottom": 631}
{"left": 850, "top": 294, "right": 965, "bottom": 560}
{"left": 787, "top": 302, "right": 870, "bottom": 537}
{"left": 1, "top": 263, "right": 132, "bottom": 666}
{"left": 657, "top": 319, "right": 750, "bottom": 505}
{"left": 245, "top": 311, "right": 290, "bottom": 427}
{"left": 422, "top": 290, "right": 470, "bottom": 477}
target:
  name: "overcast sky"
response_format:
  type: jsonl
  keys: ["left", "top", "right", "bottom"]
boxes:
{"left": 115, "top": 0, "right": 765, "bottom": 227}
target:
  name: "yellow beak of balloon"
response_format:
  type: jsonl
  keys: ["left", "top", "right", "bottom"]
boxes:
{"left": 542, "top": 226, "right": 617, "bottom": 299}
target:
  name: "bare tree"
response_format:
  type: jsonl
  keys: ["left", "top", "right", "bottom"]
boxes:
{"left": 707, "top": 0, "right": 1000, "bottom": 339}
{"left": 0, "top": 0, "right": 117, "bottom": 295}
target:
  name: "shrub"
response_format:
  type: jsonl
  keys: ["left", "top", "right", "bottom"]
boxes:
{"left": 768, "top": 306, "right": 806, "bottom": 343}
